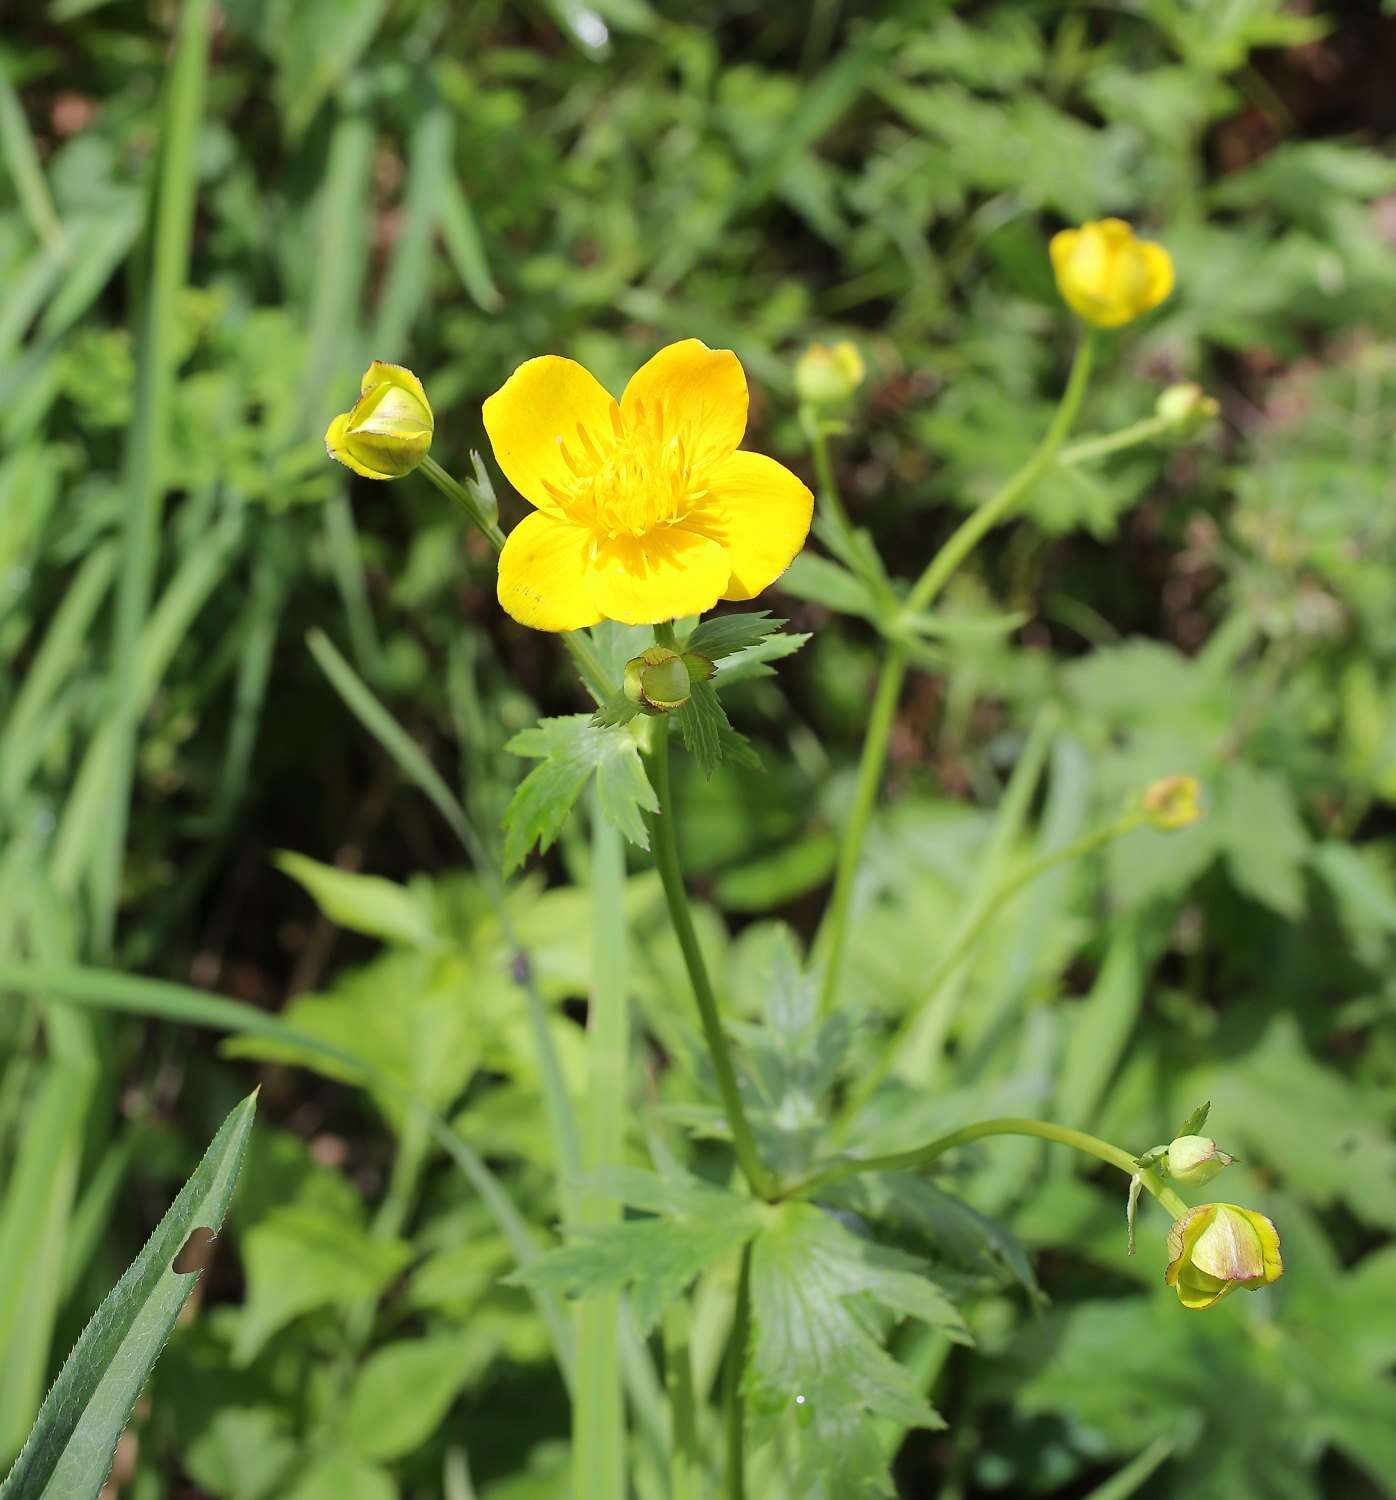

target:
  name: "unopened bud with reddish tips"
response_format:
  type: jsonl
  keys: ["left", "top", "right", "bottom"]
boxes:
{"left": 1166, "top": 1134, "right": 1234, "bottom": 1188}
{"left": 1143, "top": 774, "right": 1202, "bottom": 831}
{"left": 1164, "top": 1203, "right": 1282, "bottom": 1310}
{"left": 795, "top": 340, "right": 866, "bottom": 407}
{"left": 623, "top": 647, "right": 714, "bottom": 715}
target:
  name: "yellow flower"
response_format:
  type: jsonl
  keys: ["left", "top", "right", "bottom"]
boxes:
{"left": 325, "top": 361, "right": 434, "bottom": 479}
{"left": 482, "top": 339, "right": 813, "bottom": 631}
{"left": 1142, "top": 774, "right": 1202, "bottom": 831}
{"left": 795, "top": 340, "right": 866, "bottom": 406}
{"left": 1049, "top": 219, "right": 1175, "bottom": 328}
{"left": 1164, "top": 1203, "right": 1283, "bottom": 1310}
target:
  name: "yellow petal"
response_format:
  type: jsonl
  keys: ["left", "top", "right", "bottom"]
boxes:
{"left": 621, "top": 339, "right": 747, "bottom": 469}
{"left": 1191, "top": 1206, "right": 1264, "bottom": 1283}
{"left": 483, "top": 355, "right": 620, "bottom": 512}
{"left": 325, "top": 411, "right": 393, "bottom": 480}
{"left": 497, "top": 511, "right": 603, "bottom": 632}
{"left": 1240, "top": 1209, "right": 1283, "bottom": 1286}
{"left": 587, "top": 527, "right": 731, "bottom": 626}
{"left": 1139, "top": 241, "right": 1176, "bottom": 313}
{"left": 688, "top": 450, "right": 813, "bottom": 602}
{"left": 360, "top": 360, "right": 430, "bottom": 412}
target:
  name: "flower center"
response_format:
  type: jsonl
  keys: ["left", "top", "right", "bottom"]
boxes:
{"left": 540, "top": 398, "right": 706, "bottom": 539}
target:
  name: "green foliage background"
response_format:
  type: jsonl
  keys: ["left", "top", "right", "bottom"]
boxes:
{"left": 2, "top": 1, "right": 1396, "bottom": 1496}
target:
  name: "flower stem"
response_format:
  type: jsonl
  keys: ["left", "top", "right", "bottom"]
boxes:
{"left": 833, "top": 811, "right": 1147, "bottom": 1134}
{"left": 814, "top": 330, "right": 1098, "bottom": 1014}
{"left": 421, "top": 454, "right": 507, "bottom": 552}
{"left": 784, "top": 1117, "right": 1188, "bottom": 1218}
{"left": 1056, "top": 412, "right": 1171, "bottom": 467}
{"left": 646, "top": 724, "right": 772, "bottom": 1200}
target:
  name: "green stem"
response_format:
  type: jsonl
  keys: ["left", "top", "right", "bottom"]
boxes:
{"left": 835, "top": 811, "right": 1146, "bottom": 1131}
{"left": 723, "top": 1243, "right": 753, "bottom": 1500}
{"left": 804, "top": 407, "right": 856, "bottom": 542}
{"left": 1056, "top": 413, "right": 1171, "bottom": 468}
{"left": 645, "top": 725, "right": 772, "bottom": 1200}
{"left": 814, "top": 330, "right": 1098, "bottom": 1013}
{"left": 421, "top": 454, "right": 506, "bottom": 552}
{"left": 785, "top": 1117, "right": 1188, "bottom": 1218}
{"left": 815, "top": 645, "right": 908, "bottom": 1012}
{"left": 904, "top": 329, "right": 1097, "bottom": 617}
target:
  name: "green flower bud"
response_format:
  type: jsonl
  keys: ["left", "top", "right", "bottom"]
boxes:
{"left": 1164, "top": 1202, "right": 1282, "bottom": 1310}
{"left": 1155, "top": 381, "right": 1220, "bottom": 437}
{"left": 1166, "top": 1134, "right": 1233, "bottom": 1188}
{"left": 623, "top": 647, "right": 714, "bottom": 714}
{"left": 794, "top": 340, "right": 865, "bottom": 406}
{"left": 1142, "top": 774, "right": 1201, "bottom": 831}
{"left": 326, "top": 360, "right": 434, "bottom": 479}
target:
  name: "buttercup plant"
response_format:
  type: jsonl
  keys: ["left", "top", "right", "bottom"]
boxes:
{"left": 323, "top": 224, "right": 1283, "bottom": 1498}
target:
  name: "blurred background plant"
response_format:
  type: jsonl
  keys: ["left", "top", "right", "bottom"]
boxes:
{"left": 2, "top": 1, "right": 1396, "bottom": 1497}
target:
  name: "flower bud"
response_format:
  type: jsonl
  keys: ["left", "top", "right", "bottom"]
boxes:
{"left": 1155, "top": 381, "right": 1219, "bottom": 436}
{"left": 1049, "top": 219, "right": 1174, "bottom": 328}
{"left": 623, "top": 647, "right": 714, "bottom": 715}
{"left": 325, "top": 360, "right": 434, "bottom": 479}
{"left": 1166, "top": 1134, "right": 1233, "bottom": 1188}
{"left": 1142, "top": 774, "right": 1201, "bottom": 831}
{"left": 1164, "top": 1203, "right": 1282, "bottom": 1310}
{"left": 794, "top": 340, "right": 865, "bottom": 406}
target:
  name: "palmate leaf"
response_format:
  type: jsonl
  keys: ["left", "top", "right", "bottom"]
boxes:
{"left": 747, "top": 1202, "right": 970, "bottom": 1498}
{"left": 0, "top": 1092, "right": 257, "bottom": 1500}
{"left": 674, "top": 680, "right": 759, "bottom": 778}
{"left": 503, "top": 714, "right": 658, "bottom": 868}
{"left": 510, "top": 1168, "right": 764, "bottom": 1332}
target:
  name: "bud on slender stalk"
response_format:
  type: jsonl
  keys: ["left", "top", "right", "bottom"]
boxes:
{"left": 325, "top": 361, "right": 434, "bottom": 479}
{"left": 1155, "top": 381, "right": 1220, "bottom": 437}
{"left": 795, "top": 340, "right": 865, "bottom": 406}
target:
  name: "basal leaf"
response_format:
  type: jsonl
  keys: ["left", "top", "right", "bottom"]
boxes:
{"left": 0, "top": 1093, "right": 257, "bottom": 1500}
{"left": 747, "top": 1202, "right": 968, "bottom": 1496}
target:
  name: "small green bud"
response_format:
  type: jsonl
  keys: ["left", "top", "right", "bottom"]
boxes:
{"left": 623, "top": 647, "right": 714, "bottom": 714}
{"left": 1155, "top": 381, "right": 1219, "bottom": 437}
{"left": 1166, "top": 1134, "right": 1234, "bottom": 1188}
{"left": 794, "top": 340, "right": 865, "bottom": 406}
{"left": 326, "top": 360, "right": 434, "bottom": 479}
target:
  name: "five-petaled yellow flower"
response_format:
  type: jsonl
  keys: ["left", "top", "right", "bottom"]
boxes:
{"left": 1050, "top": 219, "right": 1175, "bottom": 328}
{"left": 482, "top": 339, "right": 813, "bottom": 631}
{"left": 1164, "top": 1202, "right": 1283, "bottom": 1310}
{"left": 326, "top": 361, "right": 434, "bottom": 479}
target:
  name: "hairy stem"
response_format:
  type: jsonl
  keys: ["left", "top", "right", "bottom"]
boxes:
{"left": 786, "top": 1116, "right": 1188, "bottom": 1219}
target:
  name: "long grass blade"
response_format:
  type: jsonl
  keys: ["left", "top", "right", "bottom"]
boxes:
{"left": 95, "top": 0, "right": 216, "bottom": 956}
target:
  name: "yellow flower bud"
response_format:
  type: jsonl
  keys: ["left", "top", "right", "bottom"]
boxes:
{"left": 794, "top": 340, "right": 866, "bottom": 406}
{"left": 1049, "top": 219, "right": 1175, "bottom": 328}
{"left": 1166, "top": 1134, "right": 1233, "bottom": 1188}
{"left": 623, "top": 647, "right": 714, "bottom": 715}
{"left": 1142, "top": 774, "right": 1201, "bottom": 831}
{"left": 1164, "top": 1203, "right": 1283, "bottom": 1310}
{"left": 325, "top": 360, "right": 434, "bottom": 479}
{"left": 1155, "top": 381, "right": 1219, "bottom": 435}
